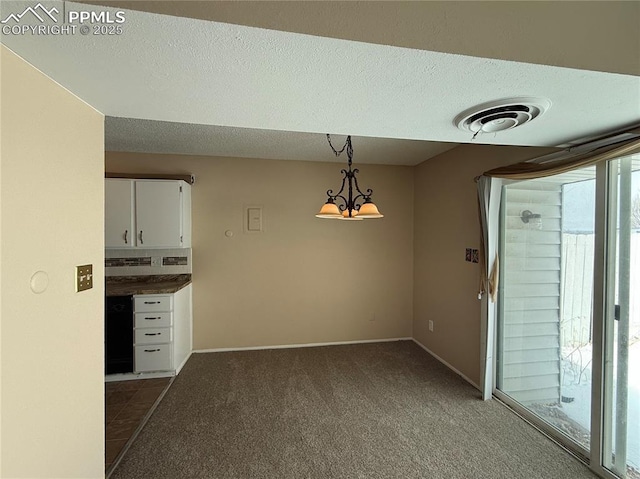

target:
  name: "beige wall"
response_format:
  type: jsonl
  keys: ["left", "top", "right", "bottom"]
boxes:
{"left": 107, "top": 144, "right": 563, "bottom": 388}
{"left": 106, "top": 152, "right": 414, "bottom": 349}
{"left": 412, "top": 144, "right": 556, "bottom": 386}
{"left": 108, "top": 146, "right": 562, "bottom": 384}
{"left": 1, "top": 46, "right": 105, "bottom": 477}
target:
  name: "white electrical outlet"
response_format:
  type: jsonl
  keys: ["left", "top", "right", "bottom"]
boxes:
{"left": 428, "top": 320, "right": 434, "bottom": 332}
{"left": 151, "top": 256, "right": 162, "bottom": 267}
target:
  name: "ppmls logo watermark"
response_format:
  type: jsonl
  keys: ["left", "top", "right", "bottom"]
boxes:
{"left": 1, "top": 2, "right": 126, "bottom": 36}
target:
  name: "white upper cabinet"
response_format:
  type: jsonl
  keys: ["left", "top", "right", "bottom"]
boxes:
{"left": 136, "top": 180, "right": 182, "bottom": 248}
{"left": 105, "top": 179, "right": 134, "bottom": 248}
{"left": 105, "top": 178, "right": 191, "bottom": 249}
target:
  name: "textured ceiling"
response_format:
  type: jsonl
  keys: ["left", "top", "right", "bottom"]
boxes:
{"left": 2, "top": 1, "right": 639, "bottom": 164}
{"left": 82, "top": 0, "right": 640, "bottom": 76}
{"left": 105, "top": 118, "right": 458, "bottom": 166}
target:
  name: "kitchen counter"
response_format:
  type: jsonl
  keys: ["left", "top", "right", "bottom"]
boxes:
{"left": 106, "top": 274, "right": 192, "bottom": 296}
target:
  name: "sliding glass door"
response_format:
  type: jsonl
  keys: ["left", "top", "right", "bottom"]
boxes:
{"left": 497, "top": 166, "right": 596, "bottom": 454}
{"left": 495, "top": 153, "right": 640, "bottom": 478}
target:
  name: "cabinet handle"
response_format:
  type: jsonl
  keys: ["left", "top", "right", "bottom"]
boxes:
{"left": 144, "top": 316, "right": 161, "bottom": 320}
{"left": 124, "top": 229, "right": 128, "bottom": 244}
{"left": 144, "top": 349, "right": 160, "bottom": 353}
{"left": 144, "top": 301, "right": 160, "bottom": 304}
{"left": 144, "top": 332, "right": 161, "bottom": 336}
{"left": 139, "top": 230, "right": 144, "bottom": 244}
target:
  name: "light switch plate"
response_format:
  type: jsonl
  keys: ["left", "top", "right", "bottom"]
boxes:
{"left": 244, "top": 205, "right": 264, "bottom": 233}
{"left": 76, "top": 264, "right": 93, "bottom": 292}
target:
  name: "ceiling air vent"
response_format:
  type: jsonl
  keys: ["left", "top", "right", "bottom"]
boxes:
{"left": 455, "top": 97, "right": 551, "bottom": 135}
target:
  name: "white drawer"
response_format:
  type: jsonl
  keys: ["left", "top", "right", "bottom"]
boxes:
{"left": 134, "top": 295, "right": 172, "bottom": 312}
{"left": 135, "top": 311, "right": 172, "bottom": 328}
{"left": 135, "top": 344, "right": 172, "bottom": 372}
{"left": 135, "top": 327, "right": 172, "bottom": 345}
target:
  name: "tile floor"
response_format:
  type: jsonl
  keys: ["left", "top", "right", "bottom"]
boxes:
{"left": 105, "top": 377, "right": 172, "bottom": 473}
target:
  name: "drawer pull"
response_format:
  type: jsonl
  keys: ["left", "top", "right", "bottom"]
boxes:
{"left": 144, "top": 301, "right": 160, "bottom": 304}
{"left": 144, "top": 332, "right": 161, "bottom": 336}
{"left": 144, "top": 317, "right": 161, "bottom": 320}
{"left": 144, "top": 349, "right": 161, "bottom": 353}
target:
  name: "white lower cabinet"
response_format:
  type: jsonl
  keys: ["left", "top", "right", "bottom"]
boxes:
{"left": 135, "top": 344, "right": 172, "bottom": 372}
{"left": 135, "top": 312, "right": 172, "bottom": 329}
{"left": 134, "top": 327, "right": 172, "bottom": 345}
{"left": 134, "top": 295, "right": 172, "bottom": 313}
{"left": 133, "top": 284, "right": 192, "bottom": 374}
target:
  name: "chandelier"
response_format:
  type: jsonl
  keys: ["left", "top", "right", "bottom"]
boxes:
{"left": 315, "top": 135, "right": 384, "bottom": 221}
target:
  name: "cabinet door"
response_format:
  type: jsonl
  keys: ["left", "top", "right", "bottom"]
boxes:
{"left": 180, "top": 182, "right": 192, "bottom": 247}
{"left": 135, "top": 181, "right": 182, "bottom": 248}
{"left": 105, "top": 179, "right": 135, "bottom": 248}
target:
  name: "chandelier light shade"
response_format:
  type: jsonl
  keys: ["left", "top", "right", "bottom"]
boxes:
{"left": 315, "top": 135, "right": 384, "bottom": 220}
{"left": 315, "top": 199, "right": 342, "bottom": 218}
{"left": 357, "top": 199, "right": 383, "bottom": 218}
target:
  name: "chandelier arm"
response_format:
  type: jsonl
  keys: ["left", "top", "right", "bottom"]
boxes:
{"left": 334, "top": 195, "right": 348, "bottom": 211}
{"left": 351, "top": 193, "right": 368, "bottom": 210}
{"left": 326, "top": 173, "right": 348, "bottom": 200}
{"left": 352, "top": 172, "right": 373, "bottom": 199}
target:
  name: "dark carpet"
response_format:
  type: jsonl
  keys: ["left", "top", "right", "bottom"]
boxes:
{"left": 111, "top": 340, "right": 596, "bottom": 478}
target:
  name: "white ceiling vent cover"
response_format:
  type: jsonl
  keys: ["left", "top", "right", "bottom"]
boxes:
{"left": 455, "top": 97, "right": 552, "bottom": 134}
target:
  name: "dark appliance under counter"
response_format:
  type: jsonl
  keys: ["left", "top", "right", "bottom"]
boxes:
{"left": 105, "top": 295, "right": 133, "bottom": 374}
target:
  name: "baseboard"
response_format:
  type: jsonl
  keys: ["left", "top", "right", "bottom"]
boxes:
{"left": 105, "top": 370, "right": 174, "bottom": 382}
{"left": 193, "top": 337, "right": 413, "bottom": 354}
{"left": 411, "top": 338, "right": 481, "bottom": 391}
{"left": 175, "top": 351, "right": 192, "bottom": 375}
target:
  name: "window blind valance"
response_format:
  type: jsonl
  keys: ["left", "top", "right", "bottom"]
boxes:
{"left": 481, "top": 133, "right": 640, "bottom": 180}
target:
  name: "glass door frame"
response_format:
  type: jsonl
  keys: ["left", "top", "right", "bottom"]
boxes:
{"left": 592, "top": 158, "right": 635, "bottom": 479}
{"left": 588, "top": 160, "right": 617, "bottom": 479}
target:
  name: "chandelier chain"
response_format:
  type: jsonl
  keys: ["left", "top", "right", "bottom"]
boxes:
{"left": 326, "top": 134, "right": 353, "bottom": 164}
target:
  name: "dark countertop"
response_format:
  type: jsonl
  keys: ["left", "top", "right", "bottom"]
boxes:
{"left": 106, "top": 274, "right": 192, "bottom": 296}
